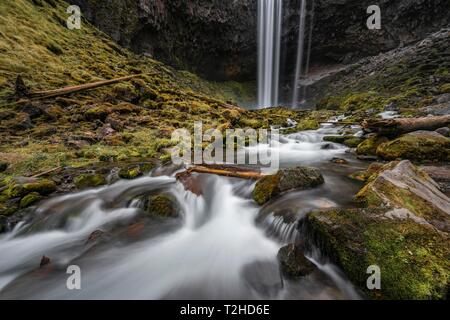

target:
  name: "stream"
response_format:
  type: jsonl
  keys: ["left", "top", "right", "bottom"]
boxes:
{"left": 0, "top": 123, "right": 367, "bottom": 300}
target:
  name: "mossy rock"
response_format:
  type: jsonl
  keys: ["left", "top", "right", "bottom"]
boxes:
{"left": 74, "top": 173, "right": 107, "bottom": 189}
{"left": 84, "top": 106, "right": 110, "bottom": 121}
{"left": 23, "top": 179, "right": 56, "bottom": 195}
{"left": 349, "top": 162, "right": 385, "bottom": 182}
{"left": 20, "top": 192, "right": 43, "bottom": 208}
{"left": 376, "top": 131, "right": 450, "bottom": 162}
{"left": 302, "top": 208, "right": 450, "bottom": 300}
{"left": 277, "top": 244, "right": 317, "bottom": 279}
{"left": 253, "top": 167, "right": 324, "bottom": 205}
{"left": 323, "top": 135, "right": 354, "bottom": 144}
{"left": 343, "top": 137, "right": 364, "bottom": 148}
{"left": 357, "top": 136, "right": 390, "bottom": 155}
{"left": 119, "top": 166, "right": 143, "bottom": 180}
{"left": 146, "top": 195, "right": 179, "bottom": 218}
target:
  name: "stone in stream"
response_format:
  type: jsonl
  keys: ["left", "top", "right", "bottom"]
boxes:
{"left": 74, "top": 173, "right": 107, "bottom": 189}
{"left": 356, "top": 135, "right": 389, "bottom": 156}
{"left": 376, "top": 131, "right": 450, "bottom": 162}
{"left": 277, "top": 244, "right": 317, "bottom": 279}
{"left": 253, "top": 167, "right": 325, "bottom": 205}
{"left": 143, "top": 194, "right": 179, "bottom": 218}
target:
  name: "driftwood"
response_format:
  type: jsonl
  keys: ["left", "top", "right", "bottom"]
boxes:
{"left": 27, "top": 75, "right": 141, "bottom": 100}
{"left": 176, "top": 165, "right": 264, "bottom": 181}
{"left": 31, "top": 166, "right": 62, "bottom": 178}
{"left": 362, "top": 115, "right": 450, "bottom": 137}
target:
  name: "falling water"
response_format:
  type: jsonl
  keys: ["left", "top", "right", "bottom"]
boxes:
{"left": 292, "top": 0, "right": 307, "bottom": 108}
{"left": 258, "top": 0, "right": 283, "bottom": 108}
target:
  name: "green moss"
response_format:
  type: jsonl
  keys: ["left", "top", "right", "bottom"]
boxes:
{"left": 74, "top": 173, "right": 106, "bottom": 189}
{"left": 357, "top": 136, "right": 390, "bottom": 155}
{"left": 440, "top": 83, "right": 450, "bottom": 94}
{"left": 119, "top": 166, "right": 142, "bottom": 180}
{"left": 323, "top": 136, "right": 354, "bottom": 144}
{"left": 343, "top": 137, "right": 363, "bottom": 148}
{"left": 23, "top": 179, "right": 56, "bottom": 195}
{"left": 253, "top": 174, "right": 280, "bottom": 206}
{"left": 376, "top": 132, "right": 450, "bottom": 161}
{"left": 20, "top": 192, "right": 43, "bottom": 208}
{"left": 147, "top": 195, "right": 178, "bottom": 218}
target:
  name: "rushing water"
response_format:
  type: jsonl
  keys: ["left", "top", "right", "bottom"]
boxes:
{"left": 258, "top": 0, "right": 283, "bottom": 108}
{"left": 0, "top": 124, "right": 365, "bottom": 300}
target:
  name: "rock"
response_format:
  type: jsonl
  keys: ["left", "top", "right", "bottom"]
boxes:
{"left": 22, "top": 179, "right": 57, "bottom": 196}
{"left": 20, "top": 192, "right": 43, "bottom": 208}
{"left": 97, "top": 123, "right": 116, "bottom": 140}
{"left": 349, "top": 162, "right": 384, "bottom": 182}
{"left": 0, "top": 162, "right": 8, "bottom": 172}
{"left": 435, "top": 127, "right": 450, "bottom": 137}
{"left": 436, "top": 93, "right": 450, "bottom": 104}
{"left": 421, "top": 165, "right": 450, "bottom": 195}
{"left": 356, "top": 136, "right": 389, "bottom": 156}
{"left": 145, "top": 194, "right": 179, "bottom": 218}
{"left": 301, "top": 207, "right": 450, "bottom": 300}
{"left": 253, "top": 167, "right": 324, "bottom": 205}
{"left": 343, "top": 137, "right": 363, "bottom": 148}
{"left": 118, "top": 166, "right": 143, "bottom": 180}
{"left": 74, "top": 173, "right": 107, "bottom": 189}
{"left": 376, "top": 131, "right": 450, "bottom": 162}
{"left": 39, "top": 255, "right": 51, "bottom": 268}
{"left": 66, "top": 139, "right": 90, "bottom": 150}
{"left": 277, "top": 244, "right": 317, "bottom": 279}
{"left": 84, "top": 105, "right": 110, "bottom": 121}
{"left": 356, "top": 155, "right": 379, "bottom": 161}
{"left": 384, "top": 102, "right": 399, "bottom": 112}
{"left": 356, "top": 161, "right": 450, "bottom": 232}
{"left": 87, "top": 230, "right": 105, "bottom": 243}
{"left": 331, "top": 158, "right": 348, "bottom": 165}
{"left": 323, "top": 135, "right": 354, "bottom": 144}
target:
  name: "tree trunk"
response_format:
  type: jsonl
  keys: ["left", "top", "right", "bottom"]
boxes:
{"left": 362, "top": 115, "right": 450, "bottom": 137}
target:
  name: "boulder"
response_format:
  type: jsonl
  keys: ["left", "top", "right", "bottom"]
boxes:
{"left": 119, "top": 166, "right": 143, "bottom": 180}
{"left": 253, "top": 167, "right": 324, "bottom": 205}
{"left": 277, "top": 244, "right": 317, "bottom": 279}
{"left": 356, "top": 161, "right": 450, "bottom": 232}
{"left": 301, "top": 207, "right": 450, "bottom": 300}
{"left": 356, "top": 136, "right": 389, "bottom": 156}
{"left": 435, "top": 127, "right": 450, "bottom": 137}
{"left": 20, "top": 192, "right": 43, "bottom": 208}
{"left": 144, "top": 194, "right": 179, "bottom": 218}
{"left": 376, "top": 131, "right": 450, "bottom": 162}
{"left": 74, "top": 173, "right": 107, "bottom": 189}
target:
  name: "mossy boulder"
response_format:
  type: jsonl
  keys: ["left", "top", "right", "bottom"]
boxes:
{"left": 302, "top": 207, "right": 450, "bottom": 300}
{"left": 323, "top": 135, "right": 354, "bottom": 144}
{"left": 277, "top": 244, "right": 317, "bottom": 279}
{"left": 376, "top": 131, "right": 450, "bottom": 162}
{"left": 2, "top": 177, "right": 56, "bottom": 199}
{"left": 253, "top": 167, "right": 324, "bottom": 205}
{"left": 145, "top": 195, "right": 179, "bottom": 218}
{"left": 356, "top": 161, "right": 450, "bottom": 233}
{"left": 343, "top": 137, "right": 364, "bottom": 148}
{"left": 349, "top": 162, "right": 385, "bottom": 182}
{"left": 20, "top": 192, "right": 43, "bottom": 208}
{"left": 119, "top": 166, "right": 143, "bottom": 180}
{"left": 74, "top": 173, "right": 107, "bottom": 189}
{"left": 23, "top": 179, "right": 57, "bottom": 195}
{"left": 357, "top": 136, "right": 390, "bottom": 155}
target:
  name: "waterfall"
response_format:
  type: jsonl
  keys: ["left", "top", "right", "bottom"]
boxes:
{"left": 292, "top": 0, "right": 307, "bottom": 108}
{"left": 258, "top": 0, "right": 283, "bottom": 108}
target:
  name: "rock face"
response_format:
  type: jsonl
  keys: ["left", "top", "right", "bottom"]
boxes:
{"left": 253, "top": 166, "right": 324, "bottom": 205}
{"left": 70, "top": 0, "right": 450, "bottom": 81}
{"left": 376, "top": 131, "right": 450, "bottom": 162}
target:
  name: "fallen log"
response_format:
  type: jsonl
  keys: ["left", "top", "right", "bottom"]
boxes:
{"left": 362, "top": 115, "right": 450, "bottom": 137}
{"left": 28, "top": 74, "right": 142, "bottom": 100}
{"left": 176, "top": 165, "right": 264, "bottom": 180}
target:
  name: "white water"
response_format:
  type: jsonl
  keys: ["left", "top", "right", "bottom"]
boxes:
{"left": 258, "top": 0, "right": 283, "bottom": 108}
{"left": 0, "top": 125, "right": 361, "bottom": 300}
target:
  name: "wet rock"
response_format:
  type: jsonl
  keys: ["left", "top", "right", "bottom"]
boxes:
{"left": 331, "top": 158, "right": 348, "bottom": 165}
{"left": 356, "top": 155, "right": 379, "bottom": 161}
{"left": 356, "top": 136, "right": 389, "bottom": 156}
{"left": 145, "top": 194, "right": 179, "bottom": 218}
{"left": 20, "top": 192, "right": 43, "bottom": 208}
{"left": 435, "top": 127, "right": 450, "bottom": 137}
{"left": 74, "top": 173, "right": 107, "bottom": 189}
{"left": 343, "top": 137, "right": 363, "bottom": 148}
{"left": 253, "top": 167, "right": 324, "bottom": 205}
{"left": 301, "top": 207, "right": 450, "bottom": 300}
{"left": 39, "top": 256, "right": 51, "bottom": 268}
{"left": 87, "top": 230, "right": 105, "bottom": 243}
{"left": 323, "top": 135, "right": 354, "bottom": 144}
{"left": 23, "top": 179, "right": 57, "bottom": 196}
{"left": 356, "top": 161, "right": 450, "bottom": 232}
{"left": 118, "top": 166, "right": 143, "bottom": 180}
{"left": 277, "top": 244, "right": 317, "bottom": 279}
{"left": 376, "top": 131, "right": 450, "bottom": 162}
{"left": 349, "top": 162, "right": 384, "bottom": 182}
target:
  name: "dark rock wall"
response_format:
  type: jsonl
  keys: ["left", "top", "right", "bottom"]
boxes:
{"left": 72, "top": 0, "right": 450, "bottom": 81}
